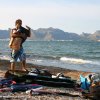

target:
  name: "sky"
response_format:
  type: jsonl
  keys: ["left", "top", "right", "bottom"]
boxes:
{"left": 0, "top": 0, "right": 100, "bottom": 34}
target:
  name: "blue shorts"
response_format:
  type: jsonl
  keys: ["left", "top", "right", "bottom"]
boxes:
{"left": 10, "top": 47, "right": 26, "bottom": 63}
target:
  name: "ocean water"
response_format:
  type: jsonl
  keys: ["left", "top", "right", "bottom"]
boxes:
{"left": 0, "top": 39, "right": 100, "bottom": 73}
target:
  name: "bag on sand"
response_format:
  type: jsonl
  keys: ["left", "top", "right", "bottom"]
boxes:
{"left": 80, "top": 73, "right": 100, "bottom": 98}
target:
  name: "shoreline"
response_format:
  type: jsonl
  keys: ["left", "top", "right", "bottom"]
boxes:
{"left": 0, "top": 59, "right": 92, "bottom": 80}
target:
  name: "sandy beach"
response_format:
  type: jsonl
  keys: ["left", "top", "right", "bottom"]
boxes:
{"left": 0, "top": 59, "right": 91, "bottom": 79}
{"left": 0, "top": 59, "right": 92, "bottom": 100}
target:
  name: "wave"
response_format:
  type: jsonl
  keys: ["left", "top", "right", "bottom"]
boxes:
{"left": 0, "top": 55, "right": 10, "bottom": 60}
{"left": 60, "top": 57, "right": 92, "bottom": 64}
{"left": 0, "top": 38, "right": 10, "bottom": 41}
{"left": 26, "top": 54, "right": 100, "bottom": 65}
{"left": 26, "top": 54, "right": 59, "bottom": 60}
{"left": 51, "top": 40, "right": 73, "bottom": 42}
{"left": 88, "top": 51, "right": 100, "bottom": 54}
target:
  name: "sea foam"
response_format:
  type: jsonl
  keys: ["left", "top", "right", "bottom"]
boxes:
{"left": 60, "top": 57, "right": 92, "bottom": 64}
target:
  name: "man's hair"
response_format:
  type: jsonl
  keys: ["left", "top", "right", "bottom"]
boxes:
{"left": 15, "top": 19, "right": 22, "bottom": 25}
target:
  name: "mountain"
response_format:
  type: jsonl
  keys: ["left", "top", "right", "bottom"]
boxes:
{"left": 80, "top": 31, "right": 100, "bottom": 41}
{"left": 0, "top": 29, "right": 10, "bottom": 39}
{"left": 0, "top": 27, "right": 100, "bottom": 41}
{"left": 88, "top": 30, "right": 100, "bottom": 41}
{"left": 31, "top": 27, "right": 81, "bottom": 40}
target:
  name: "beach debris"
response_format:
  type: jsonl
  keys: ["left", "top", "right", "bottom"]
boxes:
{"left": 29, "top": 89, "right": 81, "bottom": 97}
{"left": 5, "top": 69, "right": 77, "bottom": 88}
{"left": 80, "top": 73, "right": 100, "bottom": 99}
{"left": 0, "top": 83, "right": 43, "bottom": 93}
{"left": 1, "top": 69, "right": 100, "bottom": 99}
{"left": 0, "top": 78, "right": 16, "bottom": 88}
{"left": 10, "top": 84, "right": 43, "bottom": 92}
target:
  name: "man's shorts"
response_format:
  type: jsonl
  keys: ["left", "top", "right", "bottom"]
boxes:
{"left": 10, "top": 47, "right": 26, "bottom": 63}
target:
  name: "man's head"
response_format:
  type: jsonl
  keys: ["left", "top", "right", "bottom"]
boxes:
{"left": 15, "top": 19, "right": 22, "bottom": 28}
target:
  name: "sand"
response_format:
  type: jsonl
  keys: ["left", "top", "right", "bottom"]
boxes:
{"left": 0, "top": 59, "right": 92, "bottom": 100}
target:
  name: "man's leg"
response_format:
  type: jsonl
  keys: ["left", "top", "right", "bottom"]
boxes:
{"left": 10, "top": 50, "right": 16, "bottom": 71}
{"left": 10, "top": 62, "right": 15, "bottom": 71}
{"left": 21, "top": 60, "right": 27, "bottom": 71}
{"left": 19, "top": 47, "right": 27, "bottom": 71}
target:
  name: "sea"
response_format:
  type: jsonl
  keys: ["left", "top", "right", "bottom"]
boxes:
{"left": 0, "top": 39, "right": 100, "bottom": 73}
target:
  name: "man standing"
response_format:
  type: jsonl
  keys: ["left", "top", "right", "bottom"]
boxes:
{"left": 9, "top": 19, "right": 31, "bottom": 71}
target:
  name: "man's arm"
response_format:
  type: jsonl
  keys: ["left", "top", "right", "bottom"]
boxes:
{"left": 11, "top": 31, "right": 27, "bottom": 40}
{"left": 11, "top": 32, "right": 21, "bottom": 37}
{"left": 13, "top": 33, "right": 27, "bottom": 39}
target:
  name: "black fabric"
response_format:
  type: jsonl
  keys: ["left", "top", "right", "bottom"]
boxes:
{"left": 14, "top": 26, "right": 30, "bottom": 43}
{"left": 19, "top": 26, "right": 30, "bottom": 37}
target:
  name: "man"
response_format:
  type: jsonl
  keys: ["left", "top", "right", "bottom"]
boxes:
{"left": 9, "top": 19, "right": 31, "bottom": 71}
